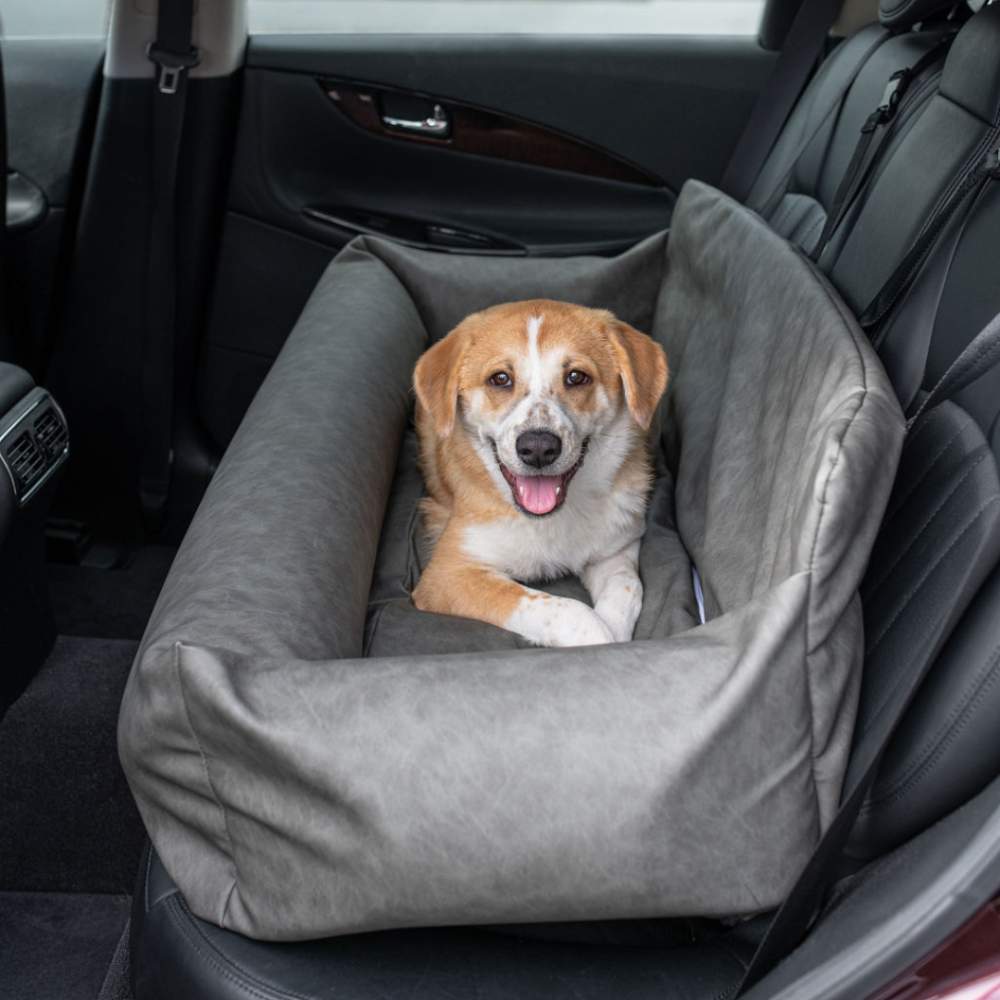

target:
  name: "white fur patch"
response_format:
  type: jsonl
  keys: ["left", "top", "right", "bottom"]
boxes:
{"left": 582, "top": 541, "right": 643, "bottom": 642}
{"left": 526, "top": 314, "right": 544, "bottom": 396}
{"left": 505, "top": 592, "right": 614, "bottom": 647}
{"left": 462, "top": 405, "right": 646, "bottom": 581}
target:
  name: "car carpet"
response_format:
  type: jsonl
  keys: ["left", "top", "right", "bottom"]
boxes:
{"left": 0, "top": 636, "right": 145, "bottom": 894}
{"left": 0, "top": 891, "right": 130, "bottom": 1000}
{"left": 47, "top": 545, "right": 176, "bottom": 639}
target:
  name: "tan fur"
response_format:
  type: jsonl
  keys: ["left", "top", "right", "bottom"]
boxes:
{"left": 411, "top": 300, "right": 668, "bottom": 645}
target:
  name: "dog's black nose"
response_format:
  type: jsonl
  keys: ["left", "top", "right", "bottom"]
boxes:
{"left": 516, "top": 430, "right": 562, "bottom": 469}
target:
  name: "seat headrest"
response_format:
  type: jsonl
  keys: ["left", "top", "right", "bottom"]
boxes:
{"left": 940, "top": 0, "right": 1000, "bottom": 122}
{"left": 879, "top": 0, "right": 959, "bottom": 29}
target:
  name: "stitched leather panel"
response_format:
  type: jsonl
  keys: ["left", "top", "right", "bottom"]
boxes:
{"left": 849, "top": 401, "right": 1000, "bottom": 857}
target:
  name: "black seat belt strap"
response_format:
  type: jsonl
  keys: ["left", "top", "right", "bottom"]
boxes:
{"left": 139, "top": 0, "right": 198, "bottom": 531}
{"left": 858, "top": 134, "right": 1000, "bottom": 333}
{"left": 812, "top": 35, "right": 953, "bottom": 261}
{"left": 720, "top": 0, "right": 846, "bottom": 204}
{"left": 734, "top": 308, "right": 1000, "bottom": 996}
{"left": 753, "top": 26, "right": 890, "bottom": 222}
{"left": 907, "top": 311, "right": 1000, "bottom": 427}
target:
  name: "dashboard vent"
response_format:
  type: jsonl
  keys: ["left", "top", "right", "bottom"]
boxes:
{"left": 0, "top": 390, "right": 70, "bottom": 505}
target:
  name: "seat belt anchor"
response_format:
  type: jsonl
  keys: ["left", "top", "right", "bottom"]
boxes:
{"left": 146, "top": 41, "right": 200, "bottom": 95}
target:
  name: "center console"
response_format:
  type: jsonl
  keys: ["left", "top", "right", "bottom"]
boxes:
{"left": 0, "top": 362, "right": 69, "bottom": 708}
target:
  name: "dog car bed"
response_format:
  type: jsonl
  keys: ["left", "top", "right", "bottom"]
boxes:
{"left": 118, "top": 181, "right": 904, "bottom": 941}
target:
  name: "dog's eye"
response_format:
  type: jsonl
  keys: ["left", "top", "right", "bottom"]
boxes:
{"left": 488, "top": 372, "right": 513, "bottom": 388}
{"left": 565, "top": 370, "right": 591, "bottom": 387}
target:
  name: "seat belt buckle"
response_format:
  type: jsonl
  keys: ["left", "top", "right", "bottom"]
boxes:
{"left": 146, "top": 42, "right": 200, "bottom": 95}
{"left": 879, "top": 70, "right": 909, "bottom": 114}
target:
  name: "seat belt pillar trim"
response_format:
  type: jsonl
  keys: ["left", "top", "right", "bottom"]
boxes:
{"left": 145, "top": 41, "right": 200, "bottom": 96}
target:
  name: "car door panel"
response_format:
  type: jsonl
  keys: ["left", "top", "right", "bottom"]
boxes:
{"left": 199, "top": 33, "right": 774, "bottom": 450}
{"left": 3, "top": 39, "right": 102, "bottom": 373}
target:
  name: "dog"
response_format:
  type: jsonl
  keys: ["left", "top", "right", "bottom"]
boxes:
{"left": 411, "top": 300, "right": 668, "bottom": 647}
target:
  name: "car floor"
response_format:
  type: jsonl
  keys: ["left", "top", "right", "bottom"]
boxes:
{"left": 0, "top": 545, "right": 174, "bottom": 1000}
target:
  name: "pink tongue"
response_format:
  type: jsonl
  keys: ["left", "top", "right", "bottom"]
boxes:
{"left": 514, "top": 474, "right": 563, "bottom": 515}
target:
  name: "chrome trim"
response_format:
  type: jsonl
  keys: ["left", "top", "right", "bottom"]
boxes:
{"left": 381, "top": 103, "right": 450, "bottom": 137}
{"left": 0, "top": 388, "right": 70, "bottom": 507}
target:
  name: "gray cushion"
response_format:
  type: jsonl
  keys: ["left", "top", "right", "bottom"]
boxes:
{"left": 118, "top": 181, "right": 903, "bottom": 941}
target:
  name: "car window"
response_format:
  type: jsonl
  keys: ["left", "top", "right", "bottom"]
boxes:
{"left": 1, "top": 0, "right": 108, "bottom": 37}
{"left": 248, "top": 0, "right": 766, "bottom": 36}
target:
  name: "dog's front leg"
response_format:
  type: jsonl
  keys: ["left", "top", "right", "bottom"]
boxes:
{"left": 582, "top": 541, "right": 642, "bottom": 643}
{"left": 413, "top": 548, "right": 613, "bottom": 648}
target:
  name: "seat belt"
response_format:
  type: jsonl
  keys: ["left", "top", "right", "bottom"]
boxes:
{"left": 811, "top": 34, "right": 954, "bottom": 261}
{"left": 139, "top": 0, "right": 199, "bottom": 531}
{"left": 858, "top": 131, "right": 1000, "bottom": 333}
{"left": 734, "top": 310, "right": 1000, "bottom": 996}
{"left": 720, "top": 0, "right": 846, "bottom": 204}
{"left": 752, "top": 25, "right": 890, "bottom": 223}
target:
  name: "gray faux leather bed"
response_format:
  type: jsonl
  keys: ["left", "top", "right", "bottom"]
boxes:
{"left": 118, "top": 181, "right": 903, "bottom": 940}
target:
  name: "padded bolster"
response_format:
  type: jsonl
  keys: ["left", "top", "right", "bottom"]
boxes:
{"left": 118, "top": 252, "right": 426, "bottom": 921}
{"left": 940, "top": 1, "right": 1000, "bottom": 124}
{"left": 879, "top": 0, "right": 960, "bottom": 30}
{"left": 134, "top": 249, "right": 426, "bottom": 664}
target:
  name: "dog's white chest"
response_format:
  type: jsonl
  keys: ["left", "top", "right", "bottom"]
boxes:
{"left": 461, "top": 485, "right": 645, "bottom": 582}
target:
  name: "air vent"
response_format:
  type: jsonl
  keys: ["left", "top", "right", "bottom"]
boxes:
{"left": 0, "top": 389, "right": 70, "bottom": 505}
{"left": 34, "top": 406, "right": 69, "bottom": 459}
{"left": 7, "top": 431, "right": 46, "bottom": 491}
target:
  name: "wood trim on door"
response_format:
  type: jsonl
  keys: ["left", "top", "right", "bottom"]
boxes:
{"left": 321, "top": 80, "right": 664, "bottom": 188}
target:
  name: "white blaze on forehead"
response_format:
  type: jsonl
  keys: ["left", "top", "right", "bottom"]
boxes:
{"left": 526, "top": 314, "right": 545, "bottom": 395}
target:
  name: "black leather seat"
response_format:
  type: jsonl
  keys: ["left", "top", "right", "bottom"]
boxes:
{"left": 750, "top": 0, "right": 957, "bottom": 255}
{"left": 128, "top": 3, "right": 1000, "bottom": 998}
{"left": 133, "top": 847, "right": 760, "bottom": 1000}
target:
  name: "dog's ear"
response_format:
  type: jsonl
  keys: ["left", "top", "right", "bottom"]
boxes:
{"left": 607, "top": 319, "right": 668, "bottom": 431}
{"left": 414, "top": 328, "right": 465, "bottom": 438}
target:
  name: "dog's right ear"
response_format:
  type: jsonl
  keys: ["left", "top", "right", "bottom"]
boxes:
{"left": 414, "top": 328, "right": 465, "bottom": 438}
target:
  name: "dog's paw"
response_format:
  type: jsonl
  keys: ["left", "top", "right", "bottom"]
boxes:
{"left": 507, "top": 594, "right": 615, "bottom": 648}
{"left": 595, "top": 580, "right": 643, "bottom": 643}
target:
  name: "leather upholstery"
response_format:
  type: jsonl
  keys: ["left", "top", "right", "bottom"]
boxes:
{"left": 0, "top": 363, "right": 33, "bottom": 415}
{"left": 131, "top": 848, "right": 757, "bottom": 1000}
{"left": 826, "top": 3, "right": 1000, "bottom": 311}
{"left": 939, "top": 0, "right": 1000, "bottom": 122}
{"left": 850, "top": 401, "right": 1000, "bottom": 857}
{"left": 749, "top": 26, "right": 950, "bottom": 254}
{"left": 879, "top": 0, "right": 960, "bottom": 30}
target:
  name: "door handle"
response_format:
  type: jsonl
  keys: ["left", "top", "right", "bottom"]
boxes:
{"left": 381, "top": 103, "right": 450, "bottom": 138}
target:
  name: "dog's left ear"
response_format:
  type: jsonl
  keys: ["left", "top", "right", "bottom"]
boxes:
{"left": 607, "top": 319, "right": 668, "bottom": 430}
{"left": 414, "top": 327, "right": 465, "bottom": 438}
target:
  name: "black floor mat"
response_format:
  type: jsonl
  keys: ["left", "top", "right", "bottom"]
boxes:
{"left": 48, "top": 545, "right": 175, "bottom": 639}
{"left": 0, "top": 636, "right": 146, "bottom": 893}
{"left": 0, "top": 891, "right": 130, "bottom": 1000}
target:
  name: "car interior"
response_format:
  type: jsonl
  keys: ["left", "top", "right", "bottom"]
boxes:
{"left": 5, "top": 0, "right": 1000, "bottom": 998}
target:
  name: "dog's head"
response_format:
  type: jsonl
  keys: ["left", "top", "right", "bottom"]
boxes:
{"left": 414, "top": 300, "right": 668, "bottom": 517}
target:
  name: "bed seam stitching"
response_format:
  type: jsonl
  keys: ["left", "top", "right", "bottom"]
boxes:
{"left": 173, "top": 641, "right": 243, "bottom": 927}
